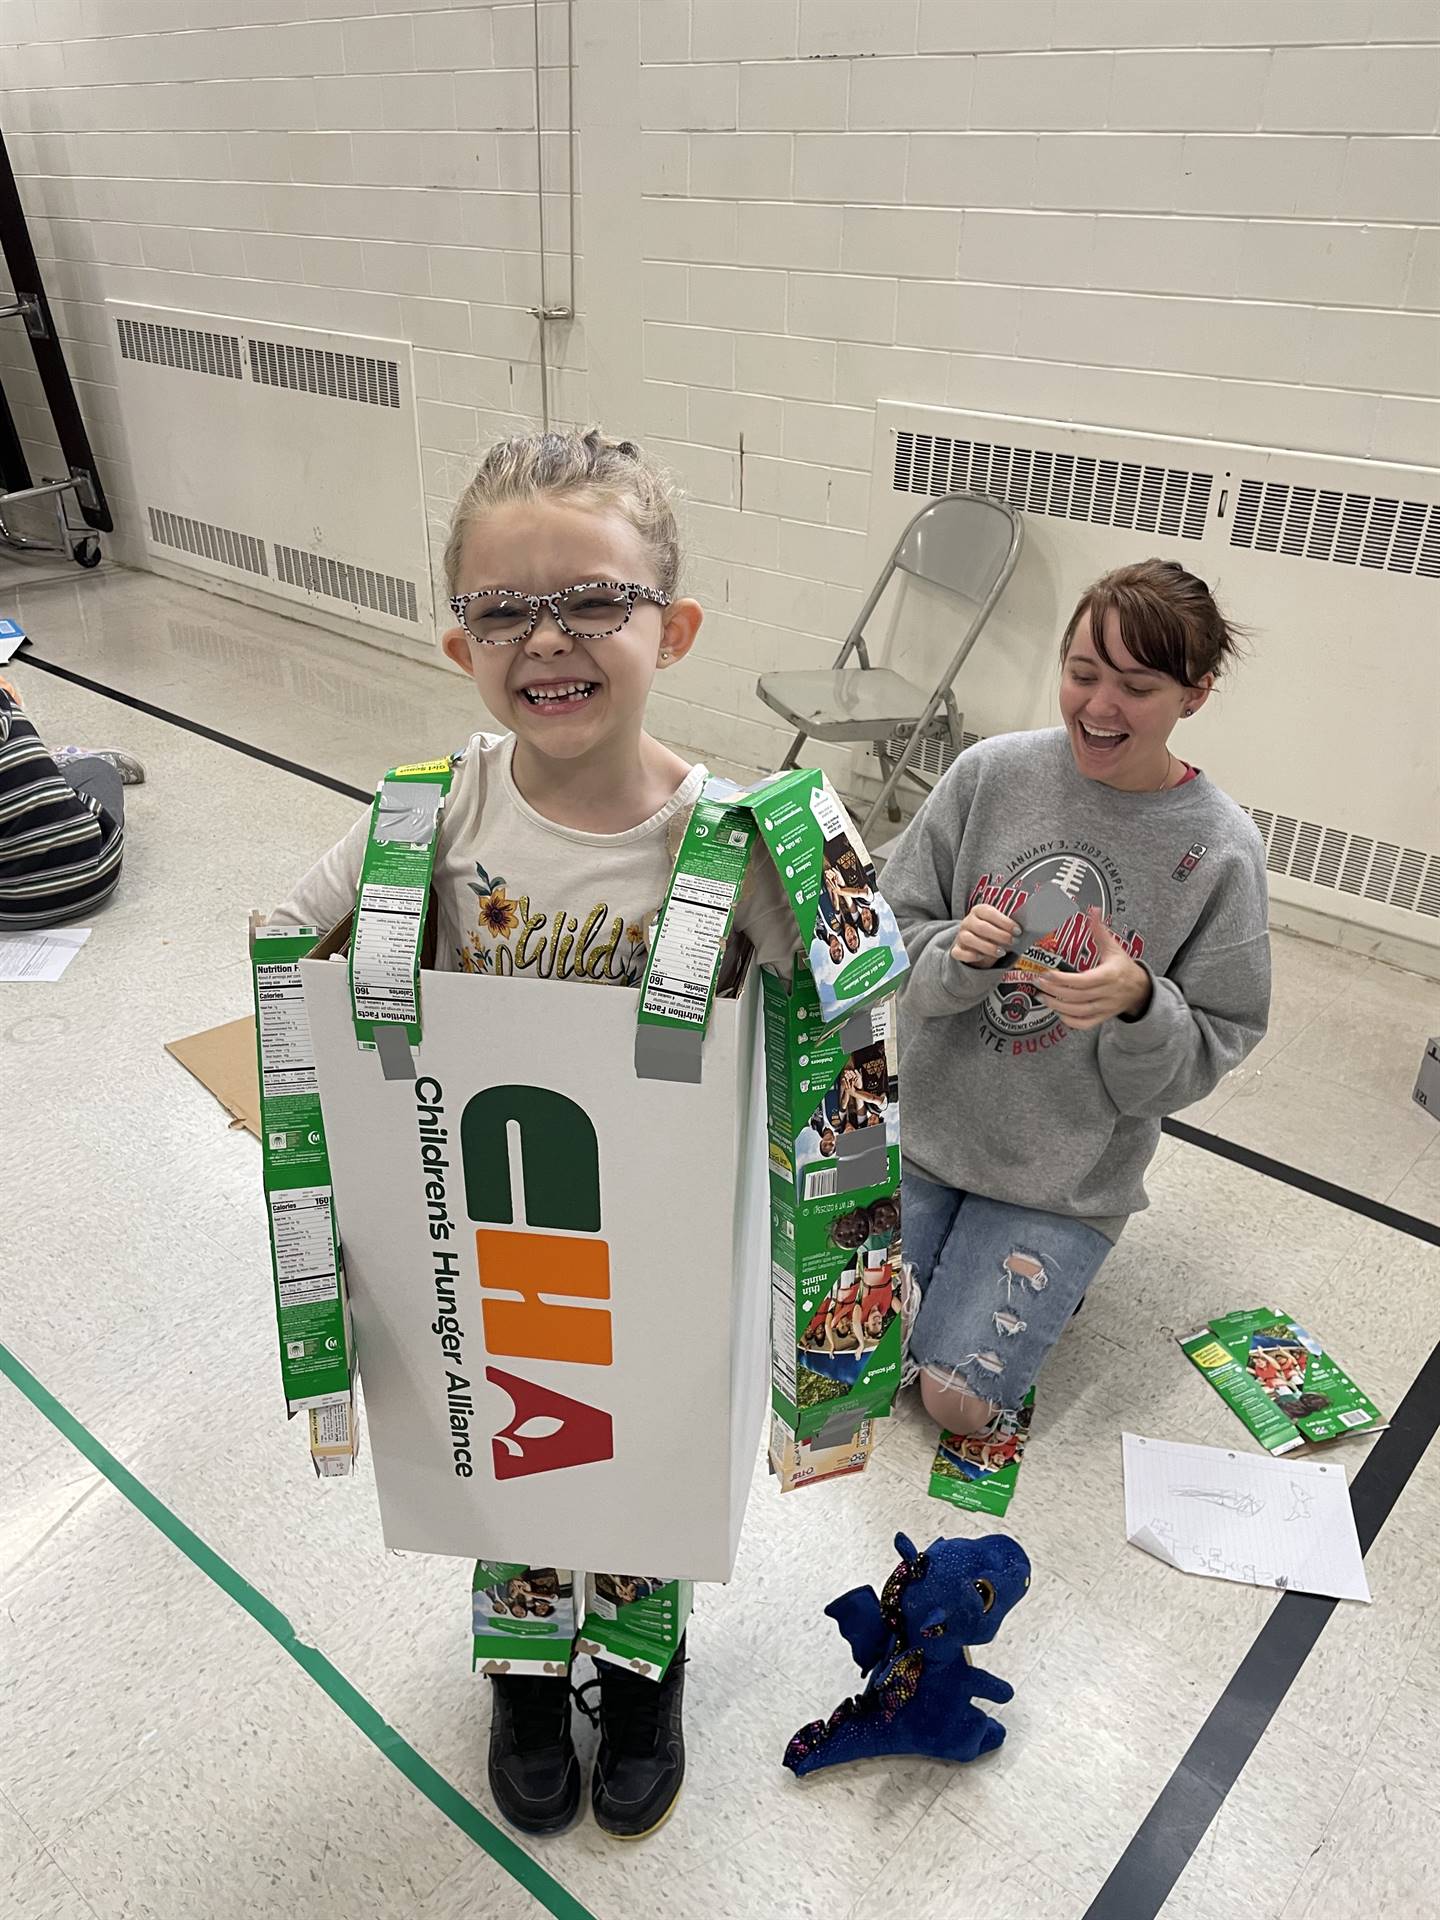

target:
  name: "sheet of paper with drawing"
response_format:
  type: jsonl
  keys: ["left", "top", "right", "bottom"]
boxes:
{"left": 1122, "top": 1433, "right": 1371, "bottom": 1604}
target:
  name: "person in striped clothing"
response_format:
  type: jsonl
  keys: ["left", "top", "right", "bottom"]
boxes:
{"left": 0, "top": 677, "right": 141, "bottom": 928}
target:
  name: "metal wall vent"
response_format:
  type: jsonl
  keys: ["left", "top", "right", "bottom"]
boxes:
{"left": 877, "top": 724, "right": 983, "bottom": 782}
{"left": 1229, "top": 479, "right": 1440, "bottom": 578}
{"left": 1245, "top": 806, "right": 1439, "bottom": 918}
{"left": 248, "top": 337, "right": 400, "bottom": 409}
{"left": 118, "top": 316, "right": 241, "bottom": 379}
{"left": 148, "top": 506, "right": 267, "bottom": 576}
{"left": 893, "top": 431, "right": 1213, "bottom": 540}
{"left": 275, "top": 544, "right": 419, "bottom": 623}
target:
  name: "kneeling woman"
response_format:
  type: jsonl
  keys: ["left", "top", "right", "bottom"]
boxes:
{"left": 883, "top": 561, "right": 1270, "bottom": 1438}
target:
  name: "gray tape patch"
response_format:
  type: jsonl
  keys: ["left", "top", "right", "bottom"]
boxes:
{"left": 837, "top": 1008, "right": 874, "bottom": 1054}
{"left": 634, "top": 1024, "right": 703, "bottom": 1085}
{"left": 374, "top": 1022, "right": 416, "bottom": 1081}
{"left": 835, "top": 1129, "right": 887, "bottom": 1194}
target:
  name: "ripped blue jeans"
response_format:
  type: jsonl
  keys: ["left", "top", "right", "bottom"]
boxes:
{"left": 903, "top": 1172, "right": 1113, "bottom": 1413}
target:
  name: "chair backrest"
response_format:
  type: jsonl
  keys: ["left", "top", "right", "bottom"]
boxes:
{"left": 892, "top": 492, "right": 1020, "bottom": 606}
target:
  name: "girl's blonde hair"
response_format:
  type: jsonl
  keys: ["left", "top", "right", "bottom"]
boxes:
{"left": 444, "top": 427, "right": 682, "bottom": 596}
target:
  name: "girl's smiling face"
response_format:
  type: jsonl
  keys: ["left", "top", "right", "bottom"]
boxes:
{"left": 441, "top": 497, "right": 699, "bottom": 765}
{"left": 1059, "top": 608, "right": 1210, "bottom": 791}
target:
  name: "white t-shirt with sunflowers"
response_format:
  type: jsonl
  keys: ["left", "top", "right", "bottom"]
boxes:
{"left": 273, "top": 731, "right": 797, "bottom": 978}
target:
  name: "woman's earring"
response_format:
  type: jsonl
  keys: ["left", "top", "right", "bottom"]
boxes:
{"left": 659, "top": 649, "right": 672, "bottom": 663}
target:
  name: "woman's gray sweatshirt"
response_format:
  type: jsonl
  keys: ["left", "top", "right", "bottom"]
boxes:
{"left": 882, "top": 729, "right": 1271, "bottom": 1235}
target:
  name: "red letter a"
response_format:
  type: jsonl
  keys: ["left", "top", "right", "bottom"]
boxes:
{"left": 486, "top": 1367, "right": 615, "bottom": 1480}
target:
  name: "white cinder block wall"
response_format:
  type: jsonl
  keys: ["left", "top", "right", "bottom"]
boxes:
{"left": 1, "top": 1, "right": 1437, "bottom": 781}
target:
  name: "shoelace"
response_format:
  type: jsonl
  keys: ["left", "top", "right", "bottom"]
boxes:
{"left": 573, "top": 1655, "right": 689, "bottom": 1758}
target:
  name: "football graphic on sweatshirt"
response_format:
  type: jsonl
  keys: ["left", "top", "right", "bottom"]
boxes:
{"left": 965, "top": 845, "right": 1141, "bottom": 1045}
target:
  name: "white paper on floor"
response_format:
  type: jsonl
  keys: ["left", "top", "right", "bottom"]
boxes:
{"left": 0, "top": 927, "right": 91, "bottom": 981}
{"left": 1122, "top": 1432, "right": 1371, "bottom": 1604}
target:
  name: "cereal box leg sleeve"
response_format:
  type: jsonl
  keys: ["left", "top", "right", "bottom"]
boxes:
{"left": 878, "top": 759, "right": 997, "bottom": 1020}
{"left": 269, "top": 809, "right": 370, "bottom": 930}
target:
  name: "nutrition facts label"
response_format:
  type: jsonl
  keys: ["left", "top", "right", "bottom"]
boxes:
{"left": 255, "top": 960, "right": 318, "bottom": 1097}
{"left": 640, "top": 873, "right": 738, "bottom": 1025}
{"left": 269, "top": 1186, "right": 339, "bottom": 1308}
{"left": 310, "top": 1400, "right": 353, "bottom": 1447}
{"left": 771, "top": 1259, "right": 797, "bottom": 1402}
{"left": 352, "top": 881, "right": 423, "bottom": 1023}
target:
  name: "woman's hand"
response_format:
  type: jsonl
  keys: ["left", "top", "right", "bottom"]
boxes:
{"left": 1037, "top": 910, "right": 1152, "bottom": 1030}
{"left": 951, "top": 902, "right": 1020, "bottom": 968}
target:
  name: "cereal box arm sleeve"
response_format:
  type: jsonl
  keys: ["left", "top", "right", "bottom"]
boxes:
{"left": 879, "top": 757, "right": 997, "bottom": 1018}
{"left": 269, "top": 733, "right": 505, "bottom": 932}
{"left": 1097, "top": 847, "right": 1271, "bottom": 1119}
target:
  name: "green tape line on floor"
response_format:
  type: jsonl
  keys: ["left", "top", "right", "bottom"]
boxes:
{"left": 0, "top": 1342, "right": 597, "bottom": 1920}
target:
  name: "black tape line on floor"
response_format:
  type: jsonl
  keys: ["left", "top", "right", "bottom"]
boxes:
{"left": 1161, "top": 1116, "right": 1438, "bottom": 1248}
{"left": 19, "top": 653, "right": 372, "bottom": 804}
{"left": 1083, "top": 1334, "right": 1440, "bottom": 1920}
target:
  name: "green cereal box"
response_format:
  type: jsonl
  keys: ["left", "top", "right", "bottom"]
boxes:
{"left": 472, "top": 1563, "right": 578, "bottom": 1677}
{"left": 1182, "top": 1309, "right": 1384, "bottom": 1450}
{"left": 763, "top": 955, "right": 904, "bottom": 1442}
{"left": 928, "top": 1391, "right": 1034, "bottom": 1517}
{"left": 249, "top": 915, "right": 357, "bottom": 1475}
{"left": 577, "top": 1574, "right": 693, "bottom": 1679}
{"left": 636, "top": 767, "right": 910, "bottom": 1085}
{"left": 636, "top": 784, "right": 757, "bottom": 1082}
{"left": 739, "top": 765, "right": 909, "bottom": 1030}
{"left": 473, "top": 1566, "right": 690, "bottom": 1681}
{"left": 349, "top": 757, "right": 455, "bottom": 1051}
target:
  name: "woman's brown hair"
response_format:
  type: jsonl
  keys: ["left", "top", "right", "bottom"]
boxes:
{"left": 1061, "top": 559, "right": 1245, "bottom": 687}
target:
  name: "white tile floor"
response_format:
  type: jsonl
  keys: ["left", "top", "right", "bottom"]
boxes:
{"left": 2, "top": 560, "right": 1437, "bottom": 1920}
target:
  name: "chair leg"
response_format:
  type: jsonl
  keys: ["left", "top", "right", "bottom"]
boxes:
{"left": 861, "top": 726, "right": 930, "bottom": 842}
{"left": 778, "top": 729, "right": 806, "bottom": 772}
{"left": 874, "top": 746, "right": 903, "bottom": 823}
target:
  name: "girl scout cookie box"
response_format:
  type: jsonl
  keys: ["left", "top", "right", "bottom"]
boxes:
{"left": 248, "top": 915, "right": 358, "bottom": 1477}
{"left": 763, "top": 955, "right": 904, "bottom": 1457}
{"left": 292, "top": 760, "right": 905, "bottom": 1580}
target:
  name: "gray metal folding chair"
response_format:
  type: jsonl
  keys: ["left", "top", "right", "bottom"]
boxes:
{"left": 757, "top": 492, "right": 1022, "bottom": 840}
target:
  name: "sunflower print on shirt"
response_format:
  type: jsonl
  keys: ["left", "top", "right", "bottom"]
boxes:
{"left": 457, "top": 862, "right": 651, "bottom": 985}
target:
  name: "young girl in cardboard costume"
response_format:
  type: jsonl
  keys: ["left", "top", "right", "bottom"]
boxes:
{"left": 883, "top": 562, "right": 1270, "bottom": 1445}
{"left": 272, "top": 429, "right": 794, "bottom": 1843}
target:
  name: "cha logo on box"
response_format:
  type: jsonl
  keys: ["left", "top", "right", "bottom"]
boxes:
{"left": 462, "top": 1086, "right": 614, "bottom": 1481}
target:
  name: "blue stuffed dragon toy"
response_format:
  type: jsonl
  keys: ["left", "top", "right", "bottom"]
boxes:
{"left": 783, "top": 1531, "right": 1030, "bottom": 1775}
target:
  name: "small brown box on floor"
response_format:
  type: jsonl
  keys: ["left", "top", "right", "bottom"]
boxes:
{"left": 1415, "top": 1036, "right": 1440, "bottom": 1122}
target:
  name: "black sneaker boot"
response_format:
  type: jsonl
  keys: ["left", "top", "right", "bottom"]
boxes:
{"left": 486, "top": 1671, "right": 582, "bottom": 1835}
{"left": 588, "top": 1638, "right": 688, "bottom": 1840}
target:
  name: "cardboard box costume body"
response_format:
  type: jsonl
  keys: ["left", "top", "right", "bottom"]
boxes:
{"left": 261, "top": 759, "right": 908, "bottom": 1583}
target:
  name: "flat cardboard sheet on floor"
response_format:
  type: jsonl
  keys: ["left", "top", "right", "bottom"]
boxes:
{"left": 1122, "top": 1432, "right": 1371, "bottom": 1603}
{"left": 164, "top": 1015, "right": 260, "bottom": 1137}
